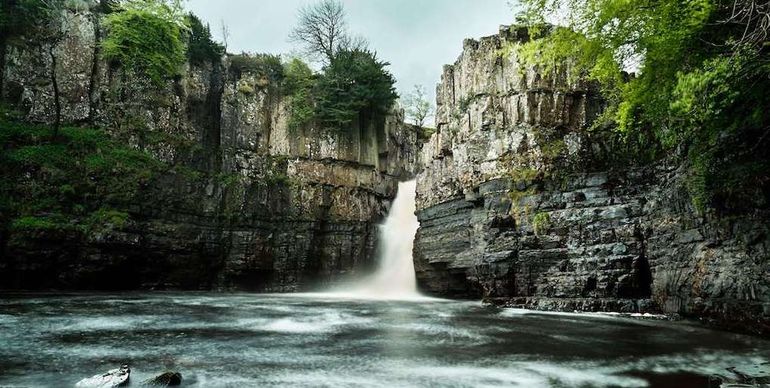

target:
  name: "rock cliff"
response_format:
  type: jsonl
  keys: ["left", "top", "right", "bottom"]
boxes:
{"left": 414, "top": 26, "right": 770, "bottom": 335}
{"left": 0, "top": 4, "right": 419, "bottom": 291}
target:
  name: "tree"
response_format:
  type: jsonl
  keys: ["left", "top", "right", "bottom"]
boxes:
{"left": 283, "top": 57, "right": 315, "bottom": 129}
{"left": 315, "top": 49, "right": 397, "bottom": 128}
{"left": 187, "top": 13, "right": 224, "bottom": 65}
{"left": 289, "top": 0, "right": 366, "bottom": 64}
{"left": 517, "top": 0, "right": 770, "bottom": 211}
{"left": 219, "top": 19, "right": 230, "bottom": 51}
{"left": 403, "top": 84, "right": 433, "bottom": 128}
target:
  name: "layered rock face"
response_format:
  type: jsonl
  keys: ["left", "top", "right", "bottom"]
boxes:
{"left": 0, "top": 4, "right": 419, "bottom": 291}
{"left": 414, "top": 26, "right": 770, "bottom": 335}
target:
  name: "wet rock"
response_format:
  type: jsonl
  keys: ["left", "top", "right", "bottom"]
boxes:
{"left": 413, "top": 24, "right": 770, "bottom": 336}
{"left": 75, "top": 365, "right": 130, "bottom": 388}
{"left": 0, "top": 6, "right": 420, "bottom": 292}
{"left": 143, "top": 371, "right": 182, "bottom": 387}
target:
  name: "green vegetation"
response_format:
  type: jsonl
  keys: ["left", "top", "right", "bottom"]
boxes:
{"left": 0, "top": 113, "right": 163, "bottom": 236}
{"left": 315, "top": 49, "right": 398, "bottom": 128}
{"left": 510, "top": 168, "right": 540, "bottom": 184}
{"left": 285, "top": 0, "right": 398, "bottom": 130}
{"left": 10, "top": 215, "right": 69, "bottom": 232}
{"left": 186, "top": 13, "right": 224, "bottom": 66}
{"left": 532, "top": 212, "right": 551, "bottom": 236}
{"left": 417, "top": 126, "right": 436, "bottom": 142}
{"left": 516, "top": 0, "right": 770, "bottom": 212}
{"left": 229, "top": 53, "right": 284, "bottom": 83}
{"left": 255, "top": 50, "right": 397, "bottom": 131}
{"left": 458, "top": 95, "right": 475, "bottom": 113}
{"left": 102, "top": 0, "right": 187, "bottom": 87}
{"left": 0, "top": 0, "right": 72, "bottom": 41}
{"left": 85, "top": 208, "right": 130, "bottom": 233}
{"left": 283, "top": 58, "right": 316, "bottom": 129}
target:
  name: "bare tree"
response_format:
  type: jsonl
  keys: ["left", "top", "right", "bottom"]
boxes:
{"left": 220, "top": 19, "right": 230, "bottom": 51}
{"left": 722, "top": 0, "right": 770, "bottom": 47}
{"left": 289, "top": 0, "right": 364, "bottom": 64}
{"left": 403, "top": 85, "right": 434, "bottom": 128}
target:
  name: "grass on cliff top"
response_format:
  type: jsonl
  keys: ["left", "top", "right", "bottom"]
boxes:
{"left": 0, "top": 114, "right": 164, "bottom": 235}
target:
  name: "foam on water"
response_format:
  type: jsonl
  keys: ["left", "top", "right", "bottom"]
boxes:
{"left": 0, "top": 293, "right": 768, "bottom": 387}
{"left": 331, "top": 180, "right": 425, "bottom": 300}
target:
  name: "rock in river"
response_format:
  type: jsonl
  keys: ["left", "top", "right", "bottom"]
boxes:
{"left": 75, "top": 365, "right": 130, "bottom": 387}
{"left": 143, "top": 371, "right": 183, "bottom": 386}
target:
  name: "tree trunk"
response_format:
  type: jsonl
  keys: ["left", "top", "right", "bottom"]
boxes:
{"left": 88, "top": 13, "right": 101, "bottom": 123}
{"left": 0, "top": 37, "right": 6, "bottom": 102}
{"left": 48, "top": 45, "right": 61, "bottom": 137}
{"left": 0, "top": 0, "right": 13, "bottom": 102}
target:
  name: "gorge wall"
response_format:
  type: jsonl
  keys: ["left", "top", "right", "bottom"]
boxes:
{"left": 414, "top": 26, "right": 770, "bottom": 335}
{"left": 0, "top": 4, "right": 419, "bottom": 291}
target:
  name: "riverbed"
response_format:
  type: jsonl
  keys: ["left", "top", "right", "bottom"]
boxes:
{"left": 0, "top": 293, "right": 767, "bottom": 387}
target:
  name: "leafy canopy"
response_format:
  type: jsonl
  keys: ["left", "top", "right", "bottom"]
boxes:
{"left": 285, "top": 0, "right": 397, "bottom": 130}
{"left": 186, "top": 12, "right": 224, "bottom": 66}
{"left": 517, "top": 0, "right": 770, "bottom": 211}
{"left": 314, "top": 49, "right": 398, "bottom": 128}
{"left": 102, "top": 0, "right": 188, "bottom": 87}
{"left": 283, "top": 58, "right": 316, "bottom": 129}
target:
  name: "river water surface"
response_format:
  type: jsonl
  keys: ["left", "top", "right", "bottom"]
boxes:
{"left": 0, "top": 293, "right": 768, "bottom": 387}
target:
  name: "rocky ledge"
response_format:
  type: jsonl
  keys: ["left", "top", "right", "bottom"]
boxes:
{"left": 0, "top": 3, "right": 419, "bottom": 291}
{"left": 413, "top": 25, "right": 770, "bottom": 336}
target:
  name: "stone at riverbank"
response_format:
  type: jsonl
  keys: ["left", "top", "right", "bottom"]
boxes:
{"left": 75, "top": 365, "right": 130, "bottom": 388}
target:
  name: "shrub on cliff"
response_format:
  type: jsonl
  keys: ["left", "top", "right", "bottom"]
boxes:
{"left": 283, "top": 58, "right": 316, "bottom": 129}
{"left": 286, "top": 0, "right": 396, "bottom": 131}
{"left": 315, "top": 49, "right": 398, "bottom": 128}
{"left": 517, "top": 0, "right": 770, "bottom": 212}
{"left": 186, "top": 13, "right": 224, "bottom": 66}
{"left": 0, "top": 0, "right": 51, "bottom": 39}
{"left": 229, "top": 53, "right": 285, "bottom": 83}
{"left": 102, "top": 0, "right": 187, "bottom": 87}
{"left": 0, "top": 114, "right": 164, "bottom": 236}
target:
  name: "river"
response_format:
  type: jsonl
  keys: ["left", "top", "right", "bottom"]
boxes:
{"left": 0, "top": 293, "right": 768, "bottom": 387}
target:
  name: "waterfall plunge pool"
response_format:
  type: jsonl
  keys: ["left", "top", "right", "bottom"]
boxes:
{"left": 0, "top": 292, "right": 769, "bottom": 387}
{"left": 2, "top": 183, "right": 769, "bottom": 387}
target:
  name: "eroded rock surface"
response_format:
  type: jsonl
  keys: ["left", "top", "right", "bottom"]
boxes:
{"left": 414, "top": 25, "right": 770, "bottom": 335}
{"left": 0, "top": 3, "right": 419, "bottom": 292}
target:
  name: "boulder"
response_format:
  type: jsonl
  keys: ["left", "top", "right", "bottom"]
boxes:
{"left": 143, "top": 371, "right": 182, "bottom": 387}
{"left": 75, "top": 365, "right": 130, "bottom": 388}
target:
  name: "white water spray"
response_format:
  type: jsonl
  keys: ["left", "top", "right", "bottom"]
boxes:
{"left": 332, "top": 180, "right": 421, "bottom": 299}
{"left": 368, "top": 180, "right": 420, "bottom": 297}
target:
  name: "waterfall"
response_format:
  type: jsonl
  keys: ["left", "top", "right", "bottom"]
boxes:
{"left": 367, "top": 180, "right": 420, "bottom": 297}
{"left": 333, "top": 180, "right": 421, "bottom": 299}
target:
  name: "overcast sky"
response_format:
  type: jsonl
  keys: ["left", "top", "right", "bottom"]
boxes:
{"left": 186, "top": 0, "right": 516, "bottom": 119}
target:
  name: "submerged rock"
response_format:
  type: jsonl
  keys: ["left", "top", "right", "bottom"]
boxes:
{"left": 143, "top": 371, "right": 182, "bottom": 387}
{"left": 712, "top": 364, "right": 770, "bottom": 387}
{"left": 75, "top": 365, "right": 130, "bottom": 388}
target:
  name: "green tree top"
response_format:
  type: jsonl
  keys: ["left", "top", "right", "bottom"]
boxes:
{"left": 102, "top": 0, "right": 188, "bottom": 87}
{"left": 517, "top": 0, "right": 770, "bottom": 212}
{"left": 315, "top": 49, "right": 398, "bottom": 128}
